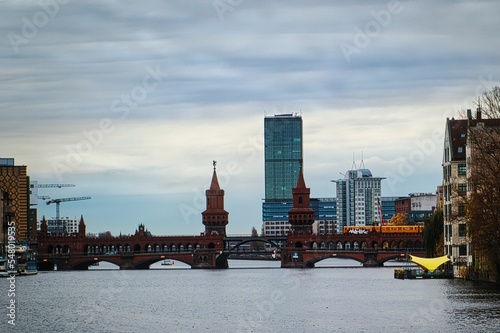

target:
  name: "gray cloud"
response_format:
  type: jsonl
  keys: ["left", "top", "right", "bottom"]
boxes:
{"left": 1, "top": 0, "right": 499, "bottom": 234}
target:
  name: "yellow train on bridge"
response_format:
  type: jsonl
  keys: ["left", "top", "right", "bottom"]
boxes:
{"left": 343, "top": 225, "right": 422, "bottom": 235}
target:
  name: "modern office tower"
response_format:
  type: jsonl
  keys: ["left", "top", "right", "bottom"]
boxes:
{"left": 264, "top": 114, "right": 303, "bottom": 202}
{"left": 0, "top": 157, "right": 30, "bottom": 242}
{"left": 262, "top": 113, "right": 303, "bottom": 231}
{"left": 334, "top": 168, "right": 384, "bottom": 233}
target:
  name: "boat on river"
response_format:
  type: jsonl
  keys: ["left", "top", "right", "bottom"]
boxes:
{"left": 394, "top": 255, "right": 452, "bottom": 280}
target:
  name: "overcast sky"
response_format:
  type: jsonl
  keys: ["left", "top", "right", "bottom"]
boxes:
{"left": 1, "top": 0, "right": 499, "bottom": 235}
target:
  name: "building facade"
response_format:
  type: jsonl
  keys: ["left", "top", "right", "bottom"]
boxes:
{"left": 264, "top": 114, "right": 303, "bottom": 202}
{"left": 334, "top": 168, "right": 384, "bottom": 233}
{"left": 41, "top": 217, "right": 80, "bottom": 234}
{"left": 0, "top": 157, "right": 30, "bottom": 243}
{"left": 262, "top": 113, "right": 303, "bottom": 233}
{"left": 262, "top": 198, "right": 336, "bottom": 236}
{"left": 381, "top": 196, "right": 399, "bottom": 225}
{"left": 442, "top": 117, "right": 469, "bottom": 277}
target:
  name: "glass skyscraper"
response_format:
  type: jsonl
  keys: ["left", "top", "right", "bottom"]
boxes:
{"left": 264, "top": 114, "right": 303, "bottom": 202}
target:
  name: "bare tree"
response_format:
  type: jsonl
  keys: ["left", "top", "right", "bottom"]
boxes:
{"left": 466, "top": 86, "right": 500, "bottom": 280}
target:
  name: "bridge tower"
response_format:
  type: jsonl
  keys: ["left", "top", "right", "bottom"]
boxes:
{"left": 288, "top": 168, "right": 314, "bottom": 234}
{"left": 202, "top": 161, "right": 229, "bottom": 237}
{"left": 281, "top": 168, "right": 315, "bottom": 267}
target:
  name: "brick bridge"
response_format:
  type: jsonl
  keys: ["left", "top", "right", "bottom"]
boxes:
{"left": 37, "top": 166, "right": 426, "bottom": 270}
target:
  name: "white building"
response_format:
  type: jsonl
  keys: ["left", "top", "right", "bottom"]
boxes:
{"left": 334, "top": 168, "right": 384, "bottom": 233}
{"left": 409, "top": 193, "right": 436, "bottom": 211}
{"left": 39, "top": 217, "right": 80, "bottom": 234}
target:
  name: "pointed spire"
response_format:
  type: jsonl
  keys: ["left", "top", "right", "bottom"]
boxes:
{"left": 210, "top": 161, "right": 220, "bottom": 191}
{"left": 295, "top": 167, "right": 307, "bottom": 189}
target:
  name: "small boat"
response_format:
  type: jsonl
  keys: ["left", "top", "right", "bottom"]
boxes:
{"left": 16, "top": 245, "right": 38, "bottom": 276}
{"left": 161, "top": 259, "right": 174, "bottom": 266}
{"left": 394, "top": 255, "right": 452, "bottom": 279}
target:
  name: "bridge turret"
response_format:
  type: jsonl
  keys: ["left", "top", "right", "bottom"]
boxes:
{"left": 40, "top": 216, "right": 48, "bottom": 235}
{"left": 78, "top": 215, "right": 86, "bottom": 236}
{"left": 202, "top": 161, "right": 228, "bottom": 237}
{"left": 288, "top": 168, "right": 314, "bottom": 234}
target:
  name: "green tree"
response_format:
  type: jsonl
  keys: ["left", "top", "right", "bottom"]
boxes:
{"left": 423, "top": 210, "right": 444, "bottom": 257}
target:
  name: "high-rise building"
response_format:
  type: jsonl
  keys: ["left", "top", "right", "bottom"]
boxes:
{"left": 262, "top": 113, "right": 303, "bottom": 232}
{"left": 264, "top": 114, "right": 303, "bottom": 202}
{"left": 334, "top": 168, "right": 384, "bottom": 233}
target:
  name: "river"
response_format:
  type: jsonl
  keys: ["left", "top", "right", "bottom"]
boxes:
{"left": 1, "top": 259, "right": 499, "bottom": 332}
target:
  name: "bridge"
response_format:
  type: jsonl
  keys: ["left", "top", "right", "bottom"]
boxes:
{"left": 36, "top": 165, "right": 428, "bottom": 270}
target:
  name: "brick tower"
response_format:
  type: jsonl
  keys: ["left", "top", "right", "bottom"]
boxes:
{"left": 202, "top": 161, "right": 229, "bottom": 237}
{"left": 288, "top": 168, "right": 314, "bottom": 234}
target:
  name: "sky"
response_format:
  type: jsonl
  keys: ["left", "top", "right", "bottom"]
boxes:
{"left": 1, "top": 0, "right": 499, "bottom": 236}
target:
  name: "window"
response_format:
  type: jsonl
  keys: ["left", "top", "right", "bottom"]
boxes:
{"left": 459, "top": 224, "right": 466, "bottom": 237}
{"left": 458, "top": 147, "right": 463, "bottom": 153}
{"left": 458, "top": 183, "right": 467, "bottom": 195}
{"left": 458, "top": 164, "right": 466, "bottom": 176}
{"left": 459, "top": 245, "right": 467, "bottom": 256}
{"left": 458, "top": 205, "right": 465, "bottom": 217}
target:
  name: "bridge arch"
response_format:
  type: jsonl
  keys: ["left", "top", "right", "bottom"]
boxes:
{"left": 304, "top": 253, "right": 366, "bottom": 267}
{"left": 135, "top": 256, "right": 193, "bottom": 269}
{"left": 71, "top": 258, "right": 122, "bottom": 270}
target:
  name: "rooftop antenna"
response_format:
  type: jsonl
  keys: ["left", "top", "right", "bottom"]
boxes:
{"left": 351, "top": 152, "right": 357, "bottom": 170}
{"left": 360, "top": 151, "right": 365, "bottom": 169}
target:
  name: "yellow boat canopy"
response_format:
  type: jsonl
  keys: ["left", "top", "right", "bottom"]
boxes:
{"left": 409, "top": 255, "right": 450, "bottom": 272}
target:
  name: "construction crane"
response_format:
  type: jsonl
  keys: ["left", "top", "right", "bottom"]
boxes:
{"left": 30, "top": 183, "right": 76, "bottom": 206}
{"left": 37, "top": 184, "right": 75, "bottom": 188}
{"left": 46, "top": 196, "right": 91, "bottom": 233}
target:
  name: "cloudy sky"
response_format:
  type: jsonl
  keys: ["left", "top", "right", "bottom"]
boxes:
{"left": 1, "top": 0, "right": 499, "bottom": 236}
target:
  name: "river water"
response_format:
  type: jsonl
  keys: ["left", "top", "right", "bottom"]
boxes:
{"left": 1, "top": 259, "right": 499, "bottom": 333}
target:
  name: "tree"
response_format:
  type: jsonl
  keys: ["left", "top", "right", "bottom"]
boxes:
{"left": 250, "top": 227, "right": 265, "bottom": 251}
{"left": 423, "top": 210, "right": 444, "bottom": 257}
{"left": 389, "top": 213, "right": 407, "bottom": 226}
{"left": 465, "top": 86, "right": 500, "bottom": 280}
